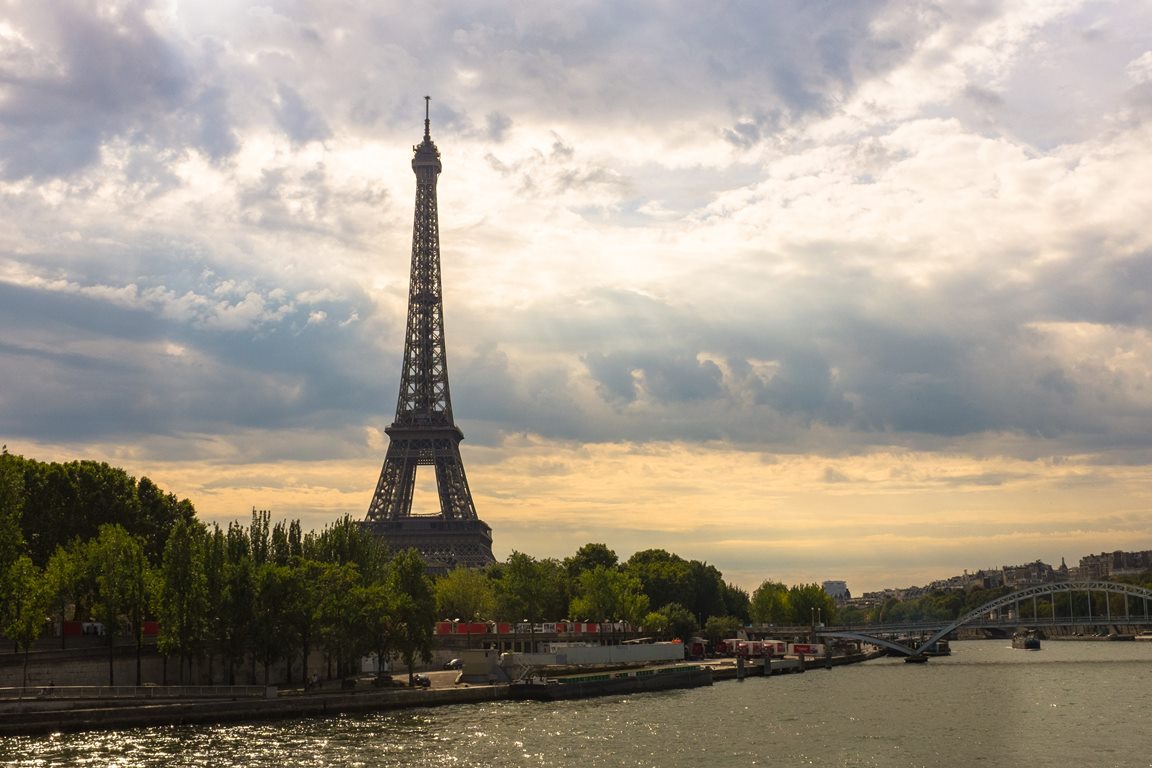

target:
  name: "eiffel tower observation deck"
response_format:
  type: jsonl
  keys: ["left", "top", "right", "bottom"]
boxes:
{"left": 363, "top": 98, "right": 495, "bottom": 572}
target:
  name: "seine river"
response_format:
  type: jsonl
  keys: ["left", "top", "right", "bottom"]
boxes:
{"left": 5, "top": 640, "right": 1150, "bottom": 767}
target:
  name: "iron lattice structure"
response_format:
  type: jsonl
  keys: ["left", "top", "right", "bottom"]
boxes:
{"left": 364, "top": 99, "right": 495, "bottom": 571}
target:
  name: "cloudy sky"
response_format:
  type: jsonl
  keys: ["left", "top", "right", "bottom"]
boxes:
{"left": 3, "top": 0, "right": 1151, "bottom": 594}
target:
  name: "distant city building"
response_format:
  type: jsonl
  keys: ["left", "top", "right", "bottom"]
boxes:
{"left": 858, "top": 548, "right": 1146, "bottom": 599}
{"left": 1001, "top": 560, "right": 1054, "bottom": 588}
{"left": 822, "top": 580, "right": 850, "bottom": 602}
{"left": 1079, "top": 550, "right": 1152, "bottom": 580}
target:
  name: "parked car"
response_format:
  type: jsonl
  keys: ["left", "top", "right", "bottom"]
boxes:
{"left": 443, "top": 658, "right": 463, "bottom": 670}
{"left": 412, "top": 673, "right": 431, "bottom": 688}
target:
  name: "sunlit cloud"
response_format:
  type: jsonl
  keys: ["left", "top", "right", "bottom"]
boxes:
{"left": 2, "top": 0, "right": 1151, "bottom": 593}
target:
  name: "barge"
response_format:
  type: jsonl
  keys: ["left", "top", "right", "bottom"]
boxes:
{"left": 509, "top": 663, "right": 713, "bottom": 701}
{"left": 1012, "top": 630, "right": 1041, "bottom": 650}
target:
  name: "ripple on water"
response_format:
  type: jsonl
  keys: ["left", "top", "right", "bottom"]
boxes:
{"left": 5, "top": 641, "right": 1152, "bottom": 768}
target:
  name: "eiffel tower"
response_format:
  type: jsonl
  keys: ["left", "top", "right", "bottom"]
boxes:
{"left": 363, "top": 98, "right": 495, "bottom": 571}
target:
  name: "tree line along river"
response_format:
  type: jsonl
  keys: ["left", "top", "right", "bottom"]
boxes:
{"left": 4, "top": 639, "right": 1151, "bottom": 768}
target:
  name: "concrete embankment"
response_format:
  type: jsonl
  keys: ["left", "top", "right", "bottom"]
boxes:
{"left": 710, "top": 651, "right": 879, "bottom": 681}
{"left": 1, "top": 652, "right": 880, "bottom": 736}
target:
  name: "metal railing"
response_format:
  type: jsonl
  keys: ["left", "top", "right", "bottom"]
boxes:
{"left": 0, "top": 684, "right": 271, "bottom": 701}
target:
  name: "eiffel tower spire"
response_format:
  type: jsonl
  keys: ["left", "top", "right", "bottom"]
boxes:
{"left": 364, "top": 98, "right": 495, "bottom": 571}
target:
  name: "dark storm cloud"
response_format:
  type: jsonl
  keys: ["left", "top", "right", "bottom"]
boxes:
{"left": 451, "top": 232, "right": 1152, "bottom": 451}
{"left": 581, "top": 349, "right": 723, "bottom": 406}
{"left": 751, "top": 349, "right": 853, "bottom": 424}
{"left": 1031, "top": 246, "right": 1152, "bottom": 327}
{"left": 0, "top": 275, "right": 393, "bottom": 449}
{"left": 449, "top": 344, "right": 600, "bottom": 446}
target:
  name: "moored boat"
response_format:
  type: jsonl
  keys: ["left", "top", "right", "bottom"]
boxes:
{"left": 921, "top": 639, "right": 951, "bottom": 657}
{"left": 509, "top": 663, "right": 713, "bottom": 701}
{"left": 1012, "top": 630, "right": 1041, "bottom": 650}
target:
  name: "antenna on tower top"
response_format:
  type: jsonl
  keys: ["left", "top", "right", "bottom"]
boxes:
{"left": 424, "top": 95, "right": 431, "bottom": 140}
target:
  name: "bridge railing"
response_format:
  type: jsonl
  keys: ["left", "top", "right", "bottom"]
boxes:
{"left": 833, "top": 615, "right": 1152, "bottom": 634}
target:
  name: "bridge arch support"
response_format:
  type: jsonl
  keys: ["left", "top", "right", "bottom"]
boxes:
{"left": 821, "top": 581, "right": 1152, "bottom": 657}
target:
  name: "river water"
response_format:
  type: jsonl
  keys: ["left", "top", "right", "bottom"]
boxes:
{"left": 5, "top": 640, "right": 1151, "bottom": 768}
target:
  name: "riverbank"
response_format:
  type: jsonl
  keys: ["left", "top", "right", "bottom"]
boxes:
{"left": 0, "top": 652, "right": 880, "bottom": 736}
{"left": 10, "top": 640, "right": 1150, "bottom": 768}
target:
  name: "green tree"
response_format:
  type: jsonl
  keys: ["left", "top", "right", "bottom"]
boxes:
{"left": 203, "top": 525, "right": 228, "bottom": 681}
{"left": 788, "top": 583, "right": 836, "bottom": 626}
{"left": 213, "top": 520, "right": 260, "bottom": 683}
{"left": 721, "top": 581, "right": 751, "bottom": 624}
{"left": 837, "top": 602, "right": 874, "bottom": 625}
{"left": 221, "top": 550, "right": 257, "bottom": 684}
{"left": 269, "top": 518, "right": 303, "bottom": 566}
{"left": 314, "top": 561, "right": 363, "bottom": 679}
{"left": 492, "top": 551, "right": 568, "bottom": 621}
{"left": 434, "top": 566, "right": 496, "bottom": 621}
{"left": 86, "top": 524, "right": 149, "bottom": 685}
{"left": 654, "top": 602, "right": 698, "bottom": 643}
{"left": 0, "top": 448, "right": 26, "bottom": 596}
{"left": 688, "top": 561, "right": 728, "bottom": 624}
{"left": 288, "top": 559, "right": 324, "bottom": 686}
{"left": 703, "top": 615, "right": 742, "bottom": 648}
{"left": 124, "top": 540, "right": 151, "bottom": 685}
{"left": 569, "top": 565, "right": 649, "bottom": 625}
{"left": 358, "top": 581, "right": 398, "bottom": 678}
{"left": 252, "top": 562, "right": 294, "bottom": 684}
{"left": 564, "top": 542, "right": 618, "bottom": 579}
{"left": 304, "top": 514, "right": 389, "bottom": 581}
{"left": 44, "top": 544, "right": 83, "bottom": 648}
{"left": 535, "top": 558, "right": 571, "bottom": 620}
{"left": 749, "top": 580, "right": 791, "bottom": 625}
{"left": 249, "top": 508, "right": 271, "bottom": 566}
{"left": 2, "top": 555, "right": 48, "bottom": 691}
{"left": 624, "top": 549, "right": 695, "bottom": 617}
{"left": 389, "top": 549, "right": 436, "bottom": 684}
{"left": 21, "top": 460, "right": 141, "bottom": 566}
{"left": 157, "top": 518, "right": 208, "bottom": 683}
{"left": 642, "top": 609, "right": 669, "bottom": 637}
{"left": 135, "top": 476, "right": 195, "bottom": 565}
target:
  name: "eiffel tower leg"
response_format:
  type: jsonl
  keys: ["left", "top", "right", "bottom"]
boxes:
{"left": 367, "top": 442, "right": 417, "bottom": 521}
{"left": 434, "top": 447, "right": 477, "bottom": 521}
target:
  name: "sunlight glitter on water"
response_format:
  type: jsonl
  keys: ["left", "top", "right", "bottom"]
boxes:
{"left": 6, "top": 642, "right": 1152, "bottom": 768}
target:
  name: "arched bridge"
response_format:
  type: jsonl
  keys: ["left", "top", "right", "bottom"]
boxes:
{"left": 819, "top": 581, "right": 1152, "bottom": 659}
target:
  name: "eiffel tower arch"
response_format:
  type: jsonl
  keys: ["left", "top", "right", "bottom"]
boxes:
{"left": 363, "top": 98, "right": 495, "bottom": 572}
